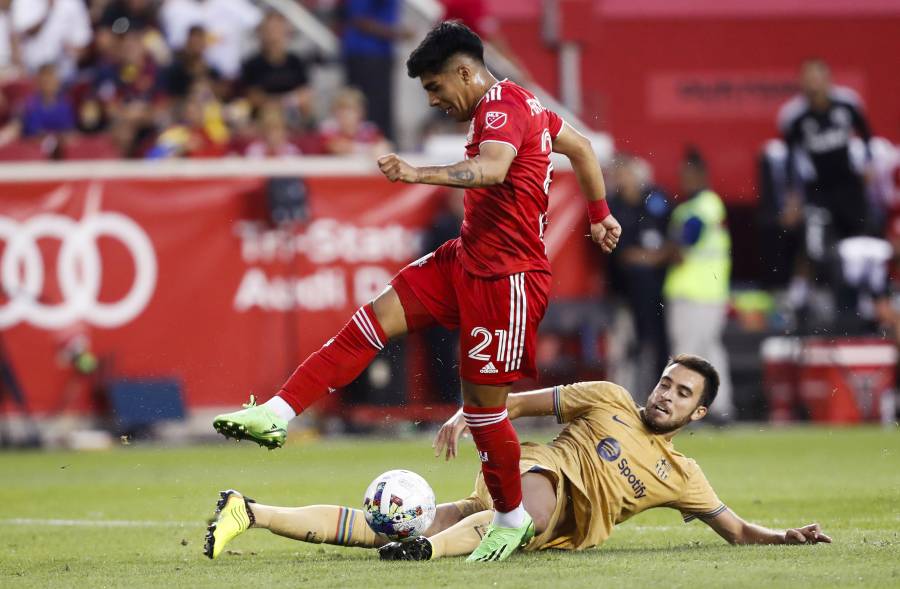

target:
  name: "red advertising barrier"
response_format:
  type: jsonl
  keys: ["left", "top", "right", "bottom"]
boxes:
{"left": 0, "top": 165, "right": 598, "bottom": 415}
{"left": 762, "top": 336, "right": 896, "bottom": 423}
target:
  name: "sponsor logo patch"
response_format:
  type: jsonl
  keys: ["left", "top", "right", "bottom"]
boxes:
{"left": 485, "top": 111, "right": 507, "bottom": 129}
{"left": 596, "top": 437, "right": 621, "bottom": 462}
{"left": 480, "top": 362, "right": 498, "bottom": 374}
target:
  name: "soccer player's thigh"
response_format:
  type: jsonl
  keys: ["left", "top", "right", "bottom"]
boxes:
{"left": 456, "top": 271, "right": 552, "bottom": 388}
{"left": 388, "top": 247, "right": 461, "bottom": 334}
{"left": 521, "top": 471, "right": 557, "bottom": 534}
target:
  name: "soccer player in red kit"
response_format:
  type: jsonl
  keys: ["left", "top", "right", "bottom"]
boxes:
{"left": 213, "top": 21, "right": 621, "bottom": 562}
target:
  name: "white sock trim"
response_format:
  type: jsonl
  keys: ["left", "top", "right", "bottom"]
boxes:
{"left": 263, "top": 396, "right": 297, "bottom": 421}
{"left": 463, "top": 409, "right": 509, "bottom": 428}
{"left": 492, "top": 504, "right": 527, "bottom": 528}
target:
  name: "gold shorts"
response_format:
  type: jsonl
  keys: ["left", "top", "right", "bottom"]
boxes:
{"left": 451, "top": 443, "right": 576, "bottom": 551}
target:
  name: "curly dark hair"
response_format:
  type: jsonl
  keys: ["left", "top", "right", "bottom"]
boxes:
{"left": 406, "top": 21, "right": 484, "bottom": 79}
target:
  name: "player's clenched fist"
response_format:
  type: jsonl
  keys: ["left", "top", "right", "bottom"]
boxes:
{"left": 590, "top": 215, "right": 622, "bottom": 254}
{"left": 378, "top": 153, "right": 419, "bottom": 183}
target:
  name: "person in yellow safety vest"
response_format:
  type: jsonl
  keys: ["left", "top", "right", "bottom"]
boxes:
{"left": 664, "top": 148, "right": 734, "bottom": 421}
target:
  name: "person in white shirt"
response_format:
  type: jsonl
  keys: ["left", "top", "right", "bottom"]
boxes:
{"left": 11, "top": 0, "right": 92, "bottom": 81}
{"left": 161, "top": 0, "right": 262, "bottom": 79}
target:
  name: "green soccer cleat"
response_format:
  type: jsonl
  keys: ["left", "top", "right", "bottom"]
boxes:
{"left": 466, "top": 514, "right": 534, "bottom": 563}
{"left": 203, "top": 490, "right": 256, "bottom": 559}
{"left": 213, "top": 395, "right": 287, "bottom": 449}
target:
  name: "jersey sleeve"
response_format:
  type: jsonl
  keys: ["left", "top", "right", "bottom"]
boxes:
{"left": 476, "top": 95, "right": 529, "bottom": 154}
{"left": 546, "top": 109, "right": 564, "bottom": 138}
{"left": 553, "top": 381, "right": 632, "bottom": 423}
{"left": 672, "top": 460, "right": 727, "bottom": 523}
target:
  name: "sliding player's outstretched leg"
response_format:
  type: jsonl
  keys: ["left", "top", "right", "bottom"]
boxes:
{"left": 213, "top": 288, "right": 407, "bottom": 448}
{"left": 204, "top": 490, "right": 256, "bottom": 559}
{"left": 204, "top": 491, "right": 388, "bottom": 559}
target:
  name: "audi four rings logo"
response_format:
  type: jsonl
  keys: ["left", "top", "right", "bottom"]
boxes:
{"left": 0, "top": 213, "right": 157, "bottom": 329}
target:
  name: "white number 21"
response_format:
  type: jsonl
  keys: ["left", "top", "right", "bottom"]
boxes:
{"left": 467, "top": 327, "right": 508, "bottom": 361}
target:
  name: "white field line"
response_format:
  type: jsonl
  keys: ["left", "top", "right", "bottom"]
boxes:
{"left": 1, "top": 518, "right": 196, "bottom": 528}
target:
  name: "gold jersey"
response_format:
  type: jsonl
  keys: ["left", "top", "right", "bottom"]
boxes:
{"left": 529, "top": 381, "right": 726, "bottom": 550}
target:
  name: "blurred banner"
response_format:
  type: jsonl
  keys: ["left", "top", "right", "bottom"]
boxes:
{"left": 0, "top": 171, "right": 597, "bottom": 414}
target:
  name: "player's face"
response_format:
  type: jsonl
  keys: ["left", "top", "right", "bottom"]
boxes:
{"left": 419, "top": 68, "right": 474, "bottom": 122}
{"left": 801, "top": 64, "right": 831, "bottom": 103}
{"left": 642, "top": 363, "right": 708, "bottom": 434}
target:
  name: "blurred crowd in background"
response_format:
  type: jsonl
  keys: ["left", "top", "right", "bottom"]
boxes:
{"left": 0, "top": 0, "right": 416, "bottom": 160}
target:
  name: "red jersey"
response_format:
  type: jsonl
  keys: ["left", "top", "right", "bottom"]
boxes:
{"left": 461, "top": 79, "right": 564, "bottom": 278}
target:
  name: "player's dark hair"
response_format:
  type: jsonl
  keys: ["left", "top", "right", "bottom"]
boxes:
{"left": 406, "top": 21, "right": 484, "bottom": 79}
{"left": 683, "top": 146, "right": 707, "bottom": 174}
{"left": 667, "top": 354, "right": 719, "bottom": 408}
{"left": 801, "top": 57, "right": 830, "bottom": 74}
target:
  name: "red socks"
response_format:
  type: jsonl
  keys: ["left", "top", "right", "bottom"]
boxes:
{"left": 463, "top": 406, "right": 523, "bottom": 513}
{"left": 277, "top": 305, "right": 386, "bottom": 413}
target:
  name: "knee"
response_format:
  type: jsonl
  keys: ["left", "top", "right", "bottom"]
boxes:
{"left": 371, "top": 287, "right": 408, "bottom": 337}
{"left": 520, "top": 473, "right": 556, "bottom": 534}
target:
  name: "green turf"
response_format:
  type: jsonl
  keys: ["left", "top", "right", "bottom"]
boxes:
{"left": 1, "top": 426, "right": 898, "bottom": 588}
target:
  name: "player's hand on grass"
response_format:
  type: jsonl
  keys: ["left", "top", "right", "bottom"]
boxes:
{"left": 784, "top": 523, "right": 831, "bottom": 544}
{"left": 378, "top": 153, "right": 419, "bottom": 183}
{"left": 590, "top": 215, "right": 621, "bottom": 254}
{"left": 433, "top": 408, "right": 468, "bottom": 461}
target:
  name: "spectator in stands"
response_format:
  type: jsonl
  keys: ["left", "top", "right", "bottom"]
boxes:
{"left": 608, "top": 154, "right": 672, "bottom": 402}
{"left": 161, "top": 0, "right": 262, "bottom": 80}
{"left": 0, "top": 0, "right": 22, "bottom": 81}
{"left": 341, "top": 0, "right": 409, "bottom": 141}
{"left": 21, "top": 62, "right": 75, "bottom": 138}
{"left": 243, "top": 102, "right": 301, "bottom": 158}
{"left": 317, "top": 87, "right": 390, "bottom": 157}
{"left": 147, "top": 78, "right": 227, "bottom": 158}
{"left": 93, "top": 29, "right": 161, "bottom": 156}
{"left": 14, "top": 0, "right": 93, "bottom": 82}
{"left": 161, "top": 24, "right": 223, "bottom": 99}
{"left": 239, "top": 12, "right": 314, "bottom": 127}
{"left": 95, "top": 0, "right": 169, "bottom": 66}
{"left": 663, "top": 148, "right": 733, "bottom": 421}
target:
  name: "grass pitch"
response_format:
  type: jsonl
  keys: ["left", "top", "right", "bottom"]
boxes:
{"left": 1, "top": 426, "right": 898, "bottom": 588}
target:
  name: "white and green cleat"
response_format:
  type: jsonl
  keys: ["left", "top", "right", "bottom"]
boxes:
{"left": 204, "top": 490, "right": 256, "bottom": 559}
{"left": 466, "top": 514, "right": 535, "bottom": 563}
{"left": 213, "top": 395, "right": 287, "bottom": 449}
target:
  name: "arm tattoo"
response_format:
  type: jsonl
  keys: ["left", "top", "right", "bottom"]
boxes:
{"left": 448, "top": 168, "right": 476, "bottom": 184}
{"left": 419, "top": 160, "right": 487, "bottom": 188}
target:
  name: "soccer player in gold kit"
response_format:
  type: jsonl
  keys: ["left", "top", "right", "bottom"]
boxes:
{"left": 204, "top": 354, "right": 830, "bottom": 561}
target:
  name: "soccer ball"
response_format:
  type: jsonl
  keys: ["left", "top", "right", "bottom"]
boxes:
{"left": 362, "top": 469, "right": 436, "bottom": 541}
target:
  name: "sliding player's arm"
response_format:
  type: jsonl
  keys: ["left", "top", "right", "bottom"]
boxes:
{"left": 552, "top": 122, "right": 621, "bottom": 253}
{"left": 703, "top": 508, "right": 832, "bottom": 545}
{"left": 433, "top": 382, "right": 620, "bottom": 460}
{"left": 377, "top": 142, "right": 516, "bottom": 188}
{"left": 432, "top": 388, "right": 555, "bottom": 461}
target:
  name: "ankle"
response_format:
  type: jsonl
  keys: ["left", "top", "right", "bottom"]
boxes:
{"left": 246, "top": 503, "right": 269, "bottom": 528}
{"left": 492, "top": 504, "right": 527, "bottom": 528}
{"left": 262, "top": 396, "right": 297, "bottom": 421}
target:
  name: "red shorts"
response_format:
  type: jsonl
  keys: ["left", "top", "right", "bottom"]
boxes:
{"left": 390, "top": 238, "right": 552, "bottom": 385}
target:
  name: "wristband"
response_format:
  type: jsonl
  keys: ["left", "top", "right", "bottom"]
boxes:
{"left": 587, "top": 199, "right": 610, "bottom": 223}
